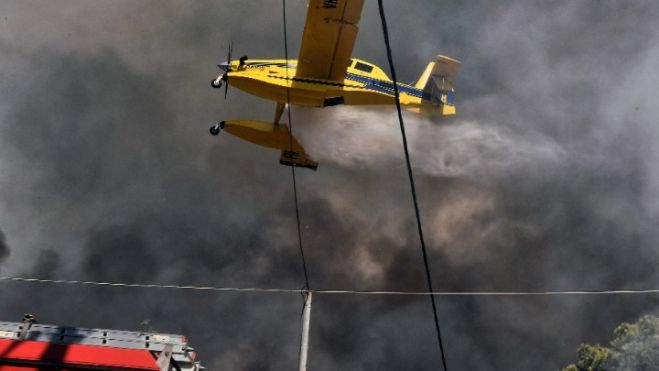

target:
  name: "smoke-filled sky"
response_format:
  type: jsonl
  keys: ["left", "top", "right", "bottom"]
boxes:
{"left": 1, "top": 1, "right": 659, "bottom": 369}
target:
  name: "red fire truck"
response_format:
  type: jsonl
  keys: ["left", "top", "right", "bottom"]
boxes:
{"left": 0, "top": 315, "right": 204, "bottom": 371}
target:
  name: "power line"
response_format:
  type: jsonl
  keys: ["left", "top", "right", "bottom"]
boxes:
{"left": 312, "top": 288, "right": 659, "bottom": 296}
{"left": 282, "top": 0, "right": 310, "bottom": 290}
{"left": 2, "top": 276, "right": 659, "bottom": 296}
{"left": 376, "top": 1, "right": 449, "bottom": 369}
{"left": 0, "top": 276, "right": 299, "bottom": 293}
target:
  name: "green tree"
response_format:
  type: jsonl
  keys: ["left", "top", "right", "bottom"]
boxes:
{"left": 563, "top": 315, "right": 659, "bottom": 371}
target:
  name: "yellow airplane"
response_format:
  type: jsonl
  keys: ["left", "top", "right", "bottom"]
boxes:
{"left": 210, "top": 0, "right": 460, "bottom": 170}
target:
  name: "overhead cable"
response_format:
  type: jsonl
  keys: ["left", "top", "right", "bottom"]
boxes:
{"left": 3, "top": 276, "right": 659, "bottom": 296}
{"left": 282, "top": 0, "right": 311, "bottom": 290}
{"left": 376, "top": 1, "right": 449, "bottom": 369}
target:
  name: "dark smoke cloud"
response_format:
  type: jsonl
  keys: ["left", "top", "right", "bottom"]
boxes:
{"left": 1, "top": 1, "right": 659, "bottom": 370}
{"left": 0, "top": 229, "right": 10, "bottom": 270}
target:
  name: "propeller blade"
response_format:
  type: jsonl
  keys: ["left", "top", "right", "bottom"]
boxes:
{"left": 227, "top": 41, "right": 233, "bottom": 69}
{"left": 224, "top": 41, "right": 233, "bottom": 99}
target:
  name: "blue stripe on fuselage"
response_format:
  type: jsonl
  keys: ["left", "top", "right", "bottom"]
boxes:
{"left": 345, "top": 73, "right": 425, "bottom": 99}
{"left": 346, "top": 73, "right": 456, "bottom": 106}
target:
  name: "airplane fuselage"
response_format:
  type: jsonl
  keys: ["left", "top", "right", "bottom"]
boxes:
{"left": 223, "top": 58, "right": 456, "bottom": 115}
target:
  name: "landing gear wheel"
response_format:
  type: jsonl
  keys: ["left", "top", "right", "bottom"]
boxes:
{"left": 211, "top": 78, "right": 222, "bottom": 89}
{"left": 209, "top": 121, "right": 225, "bottom": 136}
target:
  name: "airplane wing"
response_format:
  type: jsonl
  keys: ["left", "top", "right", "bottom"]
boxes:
{"left": 296, "top": 0, "right": 365, "bottom": 82}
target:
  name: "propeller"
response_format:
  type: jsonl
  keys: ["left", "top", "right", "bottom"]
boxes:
{"left": 223, "top": 41, "right": 232, "bottom": 99}
{"left": 224, "top": 72, "right": 229, "bottom": 99}
{"left": 211, "top": 42, "right": 233, "bottom": 100}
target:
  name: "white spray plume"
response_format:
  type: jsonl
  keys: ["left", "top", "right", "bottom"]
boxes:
{"left": 295, "top": 106, "right": 566, "bottom": 181}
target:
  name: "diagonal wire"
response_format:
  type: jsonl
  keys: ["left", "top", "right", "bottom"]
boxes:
{"left": 282, "top": 0, "right": 310, "bottom": 291}
{"left": 376, "top": 1, "right": 449, "bottom": 369}
{"left": 282, "top": 8, "right": 312, "bottom": 367}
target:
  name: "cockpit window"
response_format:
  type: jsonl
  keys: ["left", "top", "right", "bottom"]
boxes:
{"left": 354, "top": 61, "right": 374, "bottom": 73}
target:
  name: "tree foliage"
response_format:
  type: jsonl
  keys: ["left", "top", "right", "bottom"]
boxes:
{"left": 563, "top": 315, "right": 659, "bottom": 371}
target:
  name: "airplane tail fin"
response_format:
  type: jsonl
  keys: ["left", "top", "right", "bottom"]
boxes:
{"left": 414, "top": 54, "right": 461, "bottom": 115}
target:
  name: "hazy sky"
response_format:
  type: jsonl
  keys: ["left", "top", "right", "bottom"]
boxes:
{"left": 1, "top": 1, "right": 659, "bottom": 370}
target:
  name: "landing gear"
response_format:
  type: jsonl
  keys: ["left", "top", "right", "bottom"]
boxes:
{"left": 209, "top": 121, "right": 225, "bottom": 136}
{"left": 211, "top": 75, "right": 224, "bottom": 89}
{"left": 274, "top": 102, "right": 286, "bottom": 125}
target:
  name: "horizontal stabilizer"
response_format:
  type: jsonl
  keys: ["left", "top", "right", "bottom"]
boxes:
{"left": 434, "top": 54, "right": 461, "bottom": 81}
{"left": 430, "top": 75, "right": 453, "bottom": 93}
{"left": 413, "top": 54, "right": 460, "bottom": 116}
{"left": 415, "top": 54, "right": 461, "bottom": 89}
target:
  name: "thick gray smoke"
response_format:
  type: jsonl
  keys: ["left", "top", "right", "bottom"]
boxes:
{"left": 0, "top": 230, "right": 9, "bottom": 270}
{"left": 1, "top": 1, "right": 659, "bottom": 370}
